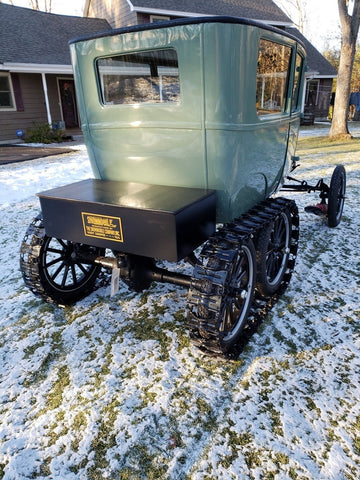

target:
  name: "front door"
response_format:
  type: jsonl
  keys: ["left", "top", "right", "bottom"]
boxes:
{"left": 58, "top": 79, "right": 79, "bottom": 128}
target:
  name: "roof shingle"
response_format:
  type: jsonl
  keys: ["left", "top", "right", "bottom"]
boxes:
{"left": 0, "top": 3, "right": 111, "bottom": 65}
{"left": 129, "top": 0, "right": 292, "bottom": 23}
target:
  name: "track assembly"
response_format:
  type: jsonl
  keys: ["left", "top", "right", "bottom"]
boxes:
{"left": 187, "top": 197, "right": 299, "bottom": 356}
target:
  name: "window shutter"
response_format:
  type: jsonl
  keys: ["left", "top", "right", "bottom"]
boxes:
{"left": 11, "top": 73, "right": 24, "bottom": 111}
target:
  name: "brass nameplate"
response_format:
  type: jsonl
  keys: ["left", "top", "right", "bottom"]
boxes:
{"left": 81, "top": 212, "right": 123, "bottom": 243}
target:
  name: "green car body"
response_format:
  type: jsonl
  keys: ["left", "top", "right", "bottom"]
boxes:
{"left": 70, "top": 17, "right": 306, "bottom": 223}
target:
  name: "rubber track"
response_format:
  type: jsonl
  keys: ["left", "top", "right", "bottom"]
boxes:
{"left": 19, "top": 215, "right": 51, "bottom": 302}
{"left": 20, "top": 215, "right": 109, "bottom": 304}
{"left": 187, "top": 197, "right": 299, "bottom": 357}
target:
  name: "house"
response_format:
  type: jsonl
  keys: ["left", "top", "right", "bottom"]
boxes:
{"left": 0, "top": 1, "right": 336, "bottom": 144}
{"left": 84, "top": 0, "right": 337, "bottom": 123}
{"left": 0, "top": 3, "right": 111, "bottom": 143}
{"left": 286, "top": 27, "right": 337, "bottom": 123}
{"left": 84, "top": 0, "right": 294, "bottom": 28}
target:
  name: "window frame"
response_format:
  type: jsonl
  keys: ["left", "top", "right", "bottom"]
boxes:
{"left": 0, "top": 72, "right": 16, "bottom": 111}
{"left": 306, "top": 79, "right": 320, "bottom": 107}
{"left": 256, "top": 38, "right": 293, "bottom": 118}
{"left": 150, "top": 15, "right": 170, "bottom": 23}
{"left": 291, "top": 51, "right": 305, "bottom": 113}
{"left": 96, "top": 48, "right": 181, "bottom": 107}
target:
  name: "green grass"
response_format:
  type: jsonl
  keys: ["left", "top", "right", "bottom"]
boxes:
{"left": 297, "top": 134, "right": 360, "bottom": 153}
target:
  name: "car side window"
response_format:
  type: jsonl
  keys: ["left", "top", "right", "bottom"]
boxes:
{"left": 292, "top": 53, "right": 304, "bottom": 112}
{"left": 256, "top": 39, "right": 292, "bottom": 116}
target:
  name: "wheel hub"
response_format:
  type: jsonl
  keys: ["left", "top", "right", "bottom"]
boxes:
{"left": 62, "top": 243, "right": 76, "bottom": 265}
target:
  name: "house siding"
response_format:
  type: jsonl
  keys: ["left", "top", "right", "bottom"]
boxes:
{"left": 87, "top": 0, "right": 137, "bottom": 28}
{"left": 0, "top": 73, "right": 49, "bottom": 143}
{"left": 0, "top": 73, "right": 71, "bottom": 143}
{"left": 86, "top": 0, "right": 181, "bottom": 27}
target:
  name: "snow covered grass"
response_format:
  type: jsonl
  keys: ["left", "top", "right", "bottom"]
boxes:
{"left": 0, "top": 138, "right": 359, "bottom": 480}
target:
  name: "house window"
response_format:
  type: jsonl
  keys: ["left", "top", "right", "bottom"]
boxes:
{"left": 97, "top": 49, "right": 180, "bottom": 105}
{"left": 306, "top": 79, "right": 320, "bottom": 106}
{"left": 0, "top": 73, "right": 15, "bottom": 110}
{"left": 256, "top": 39, "right": 292, "bottom": 116}
{"left": 150, "top": 15, "right": 170, "bottom": 23}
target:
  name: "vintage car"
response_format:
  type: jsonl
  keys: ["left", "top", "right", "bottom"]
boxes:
{"left": 20, "top": 17, "right": 346, "bottom": 355}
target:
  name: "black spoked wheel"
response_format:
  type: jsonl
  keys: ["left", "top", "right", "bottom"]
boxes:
{"left": 20, "top": 215, "right": 104, "bottom": 305}
{"left": 256, "top": 209, "right": 291, "bottom": 297}
{"left": 219, "top": 239, "right": 256, "bottom": 351}
{"left": 39, "top": 237, "right": 104, "bottom": 303}
{"left": 328, "top": 165, "right": 346, "bottom": 228}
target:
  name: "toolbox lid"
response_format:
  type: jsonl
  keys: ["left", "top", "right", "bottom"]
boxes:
{"left": 38, "top": 178, "right": 215, "bottom": 215}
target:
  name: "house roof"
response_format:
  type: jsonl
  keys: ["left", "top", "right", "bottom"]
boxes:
{"left": 286, "top": 27, "right": 337, "bottom": 77}
{"left": 126, "top": 0, "right": 292, "bottom": 24}
{"left": 0, "top": 3, "right": 111, "bottom": 66}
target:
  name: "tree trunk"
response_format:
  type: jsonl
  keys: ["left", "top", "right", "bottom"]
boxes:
{"left": 329, "top": 41, "right": 356, "bottom": 137}
{"left": 329, "top": 0, "right": 360, "bottom": 138}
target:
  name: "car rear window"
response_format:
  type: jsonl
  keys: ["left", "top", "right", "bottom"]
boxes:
{"left": 97, "top": 48, "right": 180, "bottom": 105}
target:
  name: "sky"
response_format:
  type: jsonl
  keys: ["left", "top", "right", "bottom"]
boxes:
{"left": 2, "top": 0, "right": 342, "bottom": 52}
{"left": 2, "top": 0, "right": 86, "bottom": 17}
{"left": 274, "top": 0, "right": 341, "bottom": 51}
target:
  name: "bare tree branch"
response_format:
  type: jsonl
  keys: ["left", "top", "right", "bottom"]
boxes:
{"left": 275, "top": 0, "right": 308, "bottom": 32}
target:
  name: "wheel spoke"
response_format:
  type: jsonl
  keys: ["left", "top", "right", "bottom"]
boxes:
{"left": 51, "top": 261, "right": 66, "bottom": 281}
{"left": 76, "top": 262, "right": 88, "bottom": 275}
{"left": 71, "top": 264, "right": 78, "bottom": 286}
{"left": 47, "top": 247, "right": 64, "bottom": 255}
{"left": 56, "top": 239, "right": 68, "bottom": 249}
{"left": 219, "top": 300, "right": 231, "bottom": 332}
{"left": 236, "top": 268, "right": 247, "bottom": 287}
{"left": 45, "top": 256, "right": 64, "bottom": 268}
{"left": 234, "top": 296, "right": 244, "bottom": 311}
{"left": 61, "top": 265, "right": 70, "bottom": 288}
{"left": 225, "top": 304, "right": 233, "bottom": 330}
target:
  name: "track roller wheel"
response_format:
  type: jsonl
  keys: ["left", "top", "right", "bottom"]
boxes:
{"left": 20, "top": 214, "right": 104, "bottom": 305}
{"left": 188, "top": 236, "right": 256, "bottom": 355}
{"left": 327, "top": 165, "right": 346, "bottom": 228}
{"left": 256, "top": 208, "right": 291, "bottom": 297}
{"left": 218, "top": 238, "right": 256, "bottom": 352}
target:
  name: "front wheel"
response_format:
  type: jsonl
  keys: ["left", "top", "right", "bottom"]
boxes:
{"left": 20, "top": 215, "right": 104, "bottom": 305}
{"left": 328, "top": 165, "right": 346, "bottom": 228}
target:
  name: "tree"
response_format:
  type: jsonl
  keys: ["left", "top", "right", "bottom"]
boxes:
{"left": 350, "top": 43, "right": 360, "bottom": 89}
{"left": 329, "top": 0, "right": 360, "bottom": 138}
{"left": 275, "top": 0, "right": 308, "bottom": 32}
{"left": 2, "top": 0, "right": 52, "bottom": 12}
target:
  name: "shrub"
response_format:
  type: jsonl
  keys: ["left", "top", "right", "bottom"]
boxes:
{"left": 25, "top": 123, "right": 67, "bottom": 144}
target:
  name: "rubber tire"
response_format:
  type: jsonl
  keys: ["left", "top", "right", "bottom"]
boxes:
{"left": 37, "top": 236, "right": 104, "bottom": 305}
{"left": 256, "top": 209, "right": 291, "bottom": 297}
{"left": 328, "top": 165, "right": 346, "bottom": 228}
{"left": 219, "top": 238, "right": 257, "bottom": 352}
